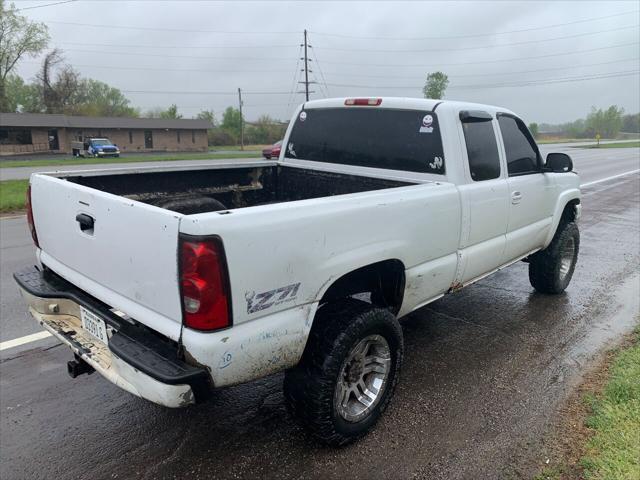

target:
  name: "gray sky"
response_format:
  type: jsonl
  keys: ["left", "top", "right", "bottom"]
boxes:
{"left": 12, "top": 0, "right": 640, "bottom": 123}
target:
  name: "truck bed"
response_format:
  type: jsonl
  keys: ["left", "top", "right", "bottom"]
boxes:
{"left": 65, "top": 164, "right": 412, "bottom": 214}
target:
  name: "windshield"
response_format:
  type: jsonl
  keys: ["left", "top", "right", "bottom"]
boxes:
{"left": 286, "top": 108, "right": 445, "bottom": 174}
{"left": 90, "top": 139, "right": 113, "bottom": 146}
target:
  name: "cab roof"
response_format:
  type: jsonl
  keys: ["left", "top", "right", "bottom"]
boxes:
{"left": 302, "top": 97, "right": 516, "bottom": 117}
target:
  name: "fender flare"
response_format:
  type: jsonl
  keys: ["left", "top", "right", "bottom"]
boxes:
{"left": 543, "top": 188, "right": 581, "bottom": 248}
{"left": 314, "top": 255, "right": 406, "bottom": 300}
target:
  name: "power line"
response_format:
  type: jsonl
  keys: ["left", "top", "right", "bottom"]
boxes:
{"left": 323, "top": 70, "right": 639, "bottom": 91}
{"left": 16, "top": 0, "right": 76, "bottom": 11}
{"left": 313, "top": 24, "right": 640, "bottom": 53}
{"left": 135, "top": 103, "right": 293, "bottom": 111}
{"left": 40, "top": 19, "right": 299, "bottom": 35}
{"left": 122, "top": 89, "right": 302, "bottom": 96}
{"left": 452, "top": 70, "right": 640, "bottom": 89}
{"left": 58, "top": 41, "right": 298, "bottom": 50}
{"left": 62, "top": 47, "right": 293, "bottom": 62}
{"left": 309, "top": 44, "right": 330, "bottom": 97}
{"left": 321, "top": 58, "right": 640, "bottom": 80}
{"left": 309, "top": 9, "right": 640, "bottom": 40}
{"left": 318, "top": 42, "right": 640, "bottom": 68}
{"left": 22, "top": 57, "right": 638, "bottom": 80}
{"left": 286, "top": 45, "right": 304, "bottom": 112}
{"left": 302, "top": 29, "right": 310, "bottom": 101}
{"left": 22, "top": 60, "right": 293, "bottom": 74}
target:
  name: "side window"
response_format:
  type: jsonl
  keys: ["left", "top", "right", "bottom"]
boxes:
{"left": 498, "top": 115, "right": 540, "bottom": 176}
{"left": 462, "top": 120, "right": 501, "bottom": 181}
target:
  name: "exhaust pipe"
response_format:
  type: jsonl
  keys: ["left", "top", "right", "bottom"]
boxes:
{"left": 67, "top": 356, "right": 95, "bottom": 378}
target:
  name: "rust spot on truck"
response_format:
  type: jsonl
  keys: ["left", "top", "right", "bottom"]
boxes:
{"left": 449, "top": 282, "right": 464, "bottom": 293}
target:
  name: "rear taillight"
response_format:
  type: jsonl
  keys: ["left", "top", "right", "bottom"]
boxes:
{"left": 179, "top": 236, "right": 231, "bottom": 331}
{"left": 344, "top": 98, "right": 382, "bottom": 106}
{"left": 26, "top": 185, "right": 39, "bottom": 248}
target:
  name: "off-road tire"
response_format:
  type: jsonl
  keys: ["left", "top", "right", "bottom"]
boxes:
{"left": 283, "top": 299, "right": 403, "bottom": 446}
{"left": 529, "top": 221, "right": 579, "bottom": 294}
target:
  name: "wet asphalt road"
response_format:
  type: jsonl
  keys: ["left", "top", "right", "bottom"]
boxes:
{"left": 0, "top": 141, "right": 637, "bottom": 181}
{"left": 1, "top": 147, "right": 639, "bottom": 479}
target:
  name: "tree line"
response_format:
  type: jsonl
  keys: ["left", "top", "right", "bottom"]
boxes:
{"left": 1, "top": 1, "right": 286, "bottom": 146}
{"left": 539, "top": 107, "right": 639, "bottom": 139}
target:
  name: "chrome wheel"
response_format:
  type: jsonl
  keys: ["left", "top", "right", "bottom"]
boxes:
{"left": 334, "top": 334, "right": 391, "bottom": 423}
{"left": 559, "top": 236, "right": 576, "bottom": 281}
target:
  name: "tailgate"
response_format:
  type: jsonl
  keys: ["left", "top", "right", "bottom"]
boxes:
{"left": 30, "top": 174, "right": 183, "bottom": 340}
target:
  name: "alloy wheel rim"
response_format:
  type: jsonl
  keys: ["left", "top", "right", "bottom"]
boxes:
{"left": 334, "top": 334, "right": 391, "bottom": 423}
{"left": 559, "top": 236, "right": 575, "bottom": 281}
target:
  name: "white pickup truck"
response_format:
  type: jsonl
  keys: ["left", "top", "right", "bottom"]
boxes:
{"left": 15, "top": 97, "right": 580, "bottom": 445}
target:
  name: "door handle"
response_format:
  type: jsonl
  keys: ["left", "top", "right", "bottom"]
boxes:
{"left": 76, "top": 213, "right": 95, "bottom": 232}
{"left": 511, "top": 191, "right": 522, "bottom": 204}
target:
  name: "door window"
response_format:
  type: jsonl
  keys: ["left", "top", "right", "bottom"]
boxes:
{"left": 462, "top": 121, "right": 501, "bottom": 181}
{"left": 498, "top": 115, "right": 541, "bottom": 176}
{"left": 144, "top": 130, "right": 153, "bottom": 149}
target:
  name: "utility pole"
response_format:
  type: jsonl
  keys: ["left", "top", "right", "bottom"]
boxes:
{"left": 238, "top": 87, "right": 244, "bottom": 151}
{"left": 298, "top": 30, "right": 316, "bottom": 100}
{"left": 303, "top": 29, "right": 309, "bottom": 101}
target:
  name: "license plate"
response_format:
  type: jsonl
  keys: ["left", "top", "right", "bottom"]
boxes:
{"left": 80, "top": 306, "right": 108, "bottom": 345}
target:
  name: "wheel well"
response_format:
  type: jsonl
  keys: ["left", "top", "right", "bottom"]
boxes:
{"left": 560, "top": 199, "right": 580, "bottom": 226}
{"left": 319, "top": 259, "right": 406, "bottom": 314}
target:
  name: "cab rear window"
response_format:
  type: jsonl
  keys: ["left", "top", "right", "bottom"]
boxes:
{"left": 285, "top": 108, "right": 445, "bottom": 174}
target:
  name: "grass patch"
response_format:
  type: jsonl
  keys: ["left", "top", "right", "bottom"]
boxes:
{"left": 0, "top": 179, "right": 28, "bottom": 213}
{"left": 533, "top": 465, "right": 565, "bottom": 479}
{"left": 581, "top": 141, "right": 640, "bottom": 149}
{"left": 0, "top": 152, "right": 261, "bottom": 169}
{"left": 580, "top": 327, "right": 640, "bottom": 479}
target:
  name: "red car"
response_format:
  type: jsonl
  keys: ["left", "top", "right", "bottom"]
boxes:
{"left": 262, "top": 140, "right": 282, "bottom": 159}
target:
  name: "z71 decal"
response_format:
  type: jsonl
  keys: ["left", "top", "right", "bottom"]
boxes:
{"left": 245, "top": 283, "right": 301, "bottom": 314}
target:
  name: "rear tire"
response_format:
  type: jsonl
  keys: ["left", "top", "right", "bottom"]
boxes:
{"left": 284, "top": 299, "right": 403, "bottom": 446}
{"left": 529, "top": 221, "right": 579, "bottom": 294}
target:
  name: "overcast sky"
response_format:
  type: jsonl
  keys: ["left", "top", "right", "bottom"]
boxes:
{"left": 11, "top": 0, "right": 640, "bottom": 123}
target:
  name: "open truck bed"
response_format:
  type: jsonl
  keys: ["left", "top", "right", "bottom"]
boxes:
{"left": 65, "top": 162, "right": 412, "bottom": 214}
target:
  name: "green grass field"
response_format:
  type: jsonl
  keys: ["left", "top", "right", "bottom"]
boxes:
{"left": 0, "top": 179, "right": 28, "bottom": 213}
{"left": 0, "top": 151, "right": 261, "bottom": 169}
{"left": 535, "top": 326, "right": 640, "bottom": 480}
{"left": 582, "top": 141, "right": 640, "bottom": 149}
{"left": 580, "top": 327, "right": 640, "bottom": 479}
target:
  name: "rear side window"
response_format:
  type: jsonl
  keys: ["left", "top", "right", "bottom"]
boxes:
{"left": 498, "top": 115, "right": 540, "bottom": 176}
{"left": 285, "top": 108, "right": 445, "bottom": 174}
{"left": 462, "top": 121, "right": 501, "bottom": 181}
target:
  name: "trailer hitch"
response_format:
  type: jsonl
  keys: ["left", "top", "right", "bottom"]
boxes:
{"left": 67, "top": 355, "right": 95, "bottom": 378}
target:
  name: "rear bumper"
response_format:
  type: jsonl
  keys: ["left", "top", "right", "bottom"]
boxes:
{"left": 13, "top": 266, "right": 211, "bottom": 408}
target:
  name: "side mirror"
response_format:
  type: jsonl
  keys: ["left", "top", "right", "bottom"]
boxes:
{"left": 545, "top": 152, "right": 573, "bottom": 173}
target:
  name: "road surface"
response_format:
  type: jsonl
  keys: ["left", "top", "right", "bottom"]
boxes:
{"left": 0, "top": 141, "right": 637, "bottom": 181}
{"left": 0, "top": 145, "right": 638, "bottom": 479}
{"left": 0, "top": 156, "right": 261, "bottom": 181}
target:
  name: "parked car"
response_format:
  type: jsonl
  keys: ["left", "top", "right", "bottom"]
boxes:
{"left": 262, "top": 140, "right": 282, "bottom": 159}
{"left": 70, "top": 137, "right": 120, "bottom": 158}
{"left": 16, "top": 97, "right": 580, "bottom": 446}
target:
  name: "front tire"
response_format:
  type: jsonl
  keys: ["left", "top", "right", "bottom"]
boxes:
{"left": 284, "top": 299, "right": 403, "bottom": 446}
{"left": 529, "top": 221, "right": 580, "bottom": 293}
